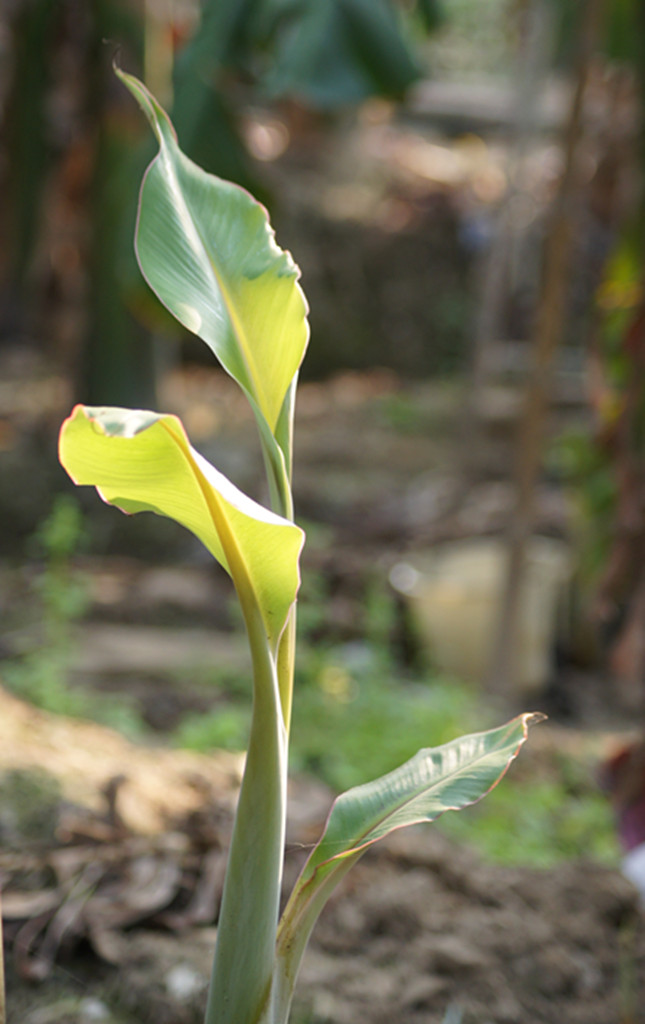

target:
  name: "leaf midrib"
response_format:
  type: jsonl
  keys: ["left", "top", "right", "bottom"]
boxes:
{"left": 157, "top": 144, "right": 272, "bottom": 426}
{"left": 159, "top": 417, "right": 265, "bottom": 635}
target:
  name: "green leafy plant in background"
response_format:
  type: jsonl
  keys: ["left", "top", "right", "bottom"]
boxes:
{"left": 3, "top": 496, "right": 143, "bottom": 736}
{"left": 441, "top": 768, "right": 619, "bottom": 867}
{"left": 3, "top": 496, "right": 89, "bottom": 718}
{"left": 58, "top": 70, "right": 539, "bottom": 1024}
{"left": 174, "top": 0, "right": 442, "bottom": 152}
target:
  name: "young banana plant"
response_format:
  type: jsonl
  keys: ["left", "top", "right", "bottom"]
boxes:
{"left": 58, "top": 70, "right": 539, "bottom": 1024}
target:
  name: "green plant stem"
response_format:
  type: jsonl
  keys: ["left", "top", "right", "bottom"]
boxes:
{"left": 268, "top": 856, "right": 357, "bottom": 1024}
{"left": 277, "top": 609, "right": 297, "bottom": 735}
{"left": 205, "top": 602, "right": 288, "bottom": 1024}
{"left": 261, "top": 391, "right": 297, "bottom": 732}
{"left": 206, "top": 401, "right": 297, "bottom": 1023}
{"left": 258, "top": 424, "right": 294, "bottom": 523}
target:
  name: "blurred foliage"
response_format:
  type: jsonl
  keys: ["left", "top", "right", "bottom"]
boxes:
{"left": 252, "top": 0, "right": 422, "bottom": 107}
{"left": 30, "top": 496, "right": 90, "bottom": 636}
{"left": 0, "top": 768, "right": 63, "bottom": 847}
{"left": 424, "top": 0, "right": 513, "bottom": 80}
{"left": 4, "top": 495, "right": 90, "bottom": 715}
{"left": 551, "top": 0, "right": 645, "bottom": 678}
{"left": 175, "top": 0, "right": 437, "bottom": 110}
{"left": 553, "top": 428, "right": 617, "bottom": 586}
{"left": 594, "top": 238, "right": 645, "bottom": 417}
{"left": 3, "top": 496, "right": 143, "bottom": 735}
{"left": 441, "top": 767, "right": 620, "bottom": 867}
{"left": 171, "top": 0, "right": 441, "bottom": 201}
{"left": 554, "top": 0, "right": 645, "bottom": 68}
{"left": 554, "top": 239, "right": 645, "bottom": 721}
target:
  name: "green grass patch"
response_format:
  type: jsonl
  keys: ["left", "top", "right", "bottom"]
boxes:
{"left": 174, "top": 643, "right": 480, "bottom": 793}
{"left": 439, "top": 775, "right": 620, "bottom": 867}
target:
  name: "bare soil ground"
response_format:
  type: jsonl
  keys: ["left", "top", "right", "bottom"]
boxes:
{"left": 1, "top": 695, "right": 643, "bottom": 1024}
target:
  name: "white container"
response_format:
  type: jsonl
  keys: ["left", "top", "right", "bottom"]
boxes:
{"left": 390, "top": 537, "right": 571, "bottom": 693}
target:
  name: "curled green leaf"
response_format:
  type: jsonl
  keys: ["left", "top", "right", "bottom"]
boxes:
{"left": 59, "top": 404, "right": 304, "bottom": 650}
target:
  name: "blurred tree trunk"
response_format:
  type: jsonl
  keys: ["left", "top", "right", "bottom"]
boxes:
{"left": 0, "top": 0, "right": 156, "bottom": 407}
{"left": 82, "top": 0, "right": 156, "bottom": 407}
{"left": 467, "top": 0, "right": 554, "bottom": 422}
{"left": 1, "top": 0, "right": 57, "bottom": 327}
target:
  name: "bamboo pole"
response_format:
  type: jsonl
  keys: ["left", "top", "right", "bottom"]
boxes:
{"left": 468, "top": 0, "right": 554, "bottom": 415}
{"left": 487, "top": 0, "right": 607, "bottom": 696}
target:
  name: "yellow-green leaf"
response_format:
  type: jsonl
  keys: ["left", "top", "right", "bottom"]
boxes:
{"left": 59, "top": 405, "right": 303, "bottom": 650}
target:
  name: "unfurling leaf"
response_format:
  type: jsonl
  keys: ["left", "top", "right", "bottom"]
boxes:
{"left": 115, "top": 69, "right": 309, "bottom": 449}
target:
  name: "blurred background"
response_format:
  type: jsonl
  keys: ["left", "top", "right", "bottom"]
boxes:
{"left": 2, "top": 2, "right": 645, "bottom": 1022}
